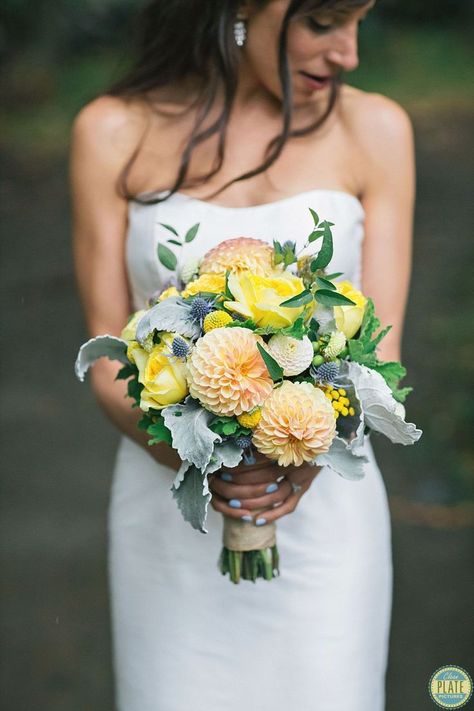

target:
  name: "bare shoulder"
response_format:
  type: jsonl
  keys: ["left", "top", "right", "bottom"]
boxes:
{"left": 340, "top": 85, "right": 414, "bottom": 157}
{"left": 71, "top": 95, "right": 151, "bottom": 169}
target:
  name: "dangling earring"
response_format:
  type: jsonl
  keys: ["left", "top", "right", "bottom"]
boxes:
{"left": 234, "top": 17, "right": 247, "bottom": 47}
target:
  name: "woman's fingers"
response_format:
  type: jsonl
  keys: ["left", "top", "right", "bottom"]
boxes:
{"left": 210, "top": 494, "right": 253, "bottom": 520}
{"left": 210, "top": 475, "right": 288, "bottom": 501}
{"left": 217, "top": 467, "right": 282, "bottom": 486}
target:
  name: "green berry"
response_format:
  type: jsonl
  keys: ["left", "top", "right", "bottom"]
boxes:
{"left": 312, "top": 354, "right": 325, "bottom": 367}
{"left": 312, "top": 341, "right": 320, "bottom": 353}
{"left": 338, "top": 346, "right": 348, "bottom": 358}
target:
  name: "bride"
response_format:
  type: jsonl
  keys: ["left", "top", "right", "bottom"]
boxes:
{"left": 71, "top": 1, "right": 415, "bottom": 709}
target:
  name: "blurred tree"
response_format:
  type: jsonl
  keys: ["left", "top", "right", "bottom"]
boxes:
{"left": 1, "top": 0, "right": 473, "bottom": 63}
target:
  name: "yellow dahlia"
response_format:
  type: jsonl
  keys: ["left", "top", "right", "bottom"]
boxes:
{"left": 252, "top": 381, "right": 336, "bottom": 466}
{"left": 200, "top": 237, "right": 275, "bottom": 276}
{"left": 186, "top": 327, "right": 273, "bottom": 416}
{"left": 181, "top": 272, "right": 226, "bottom": 298}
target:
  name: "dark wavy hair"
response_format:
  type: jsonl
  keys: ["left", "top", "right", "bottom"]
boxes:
{"left": 109, "top": 0, "right": 370, "bottom": 203}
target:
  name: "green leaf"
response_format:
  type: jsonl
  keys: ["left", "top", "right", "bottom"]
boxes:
{"left": 158, "top": 222, "right": 179, "bottom": 236}
{"left": 308, "top": 229, "right": 325, "bottom": 243}
{"left": 314, "top": 289, "right": 356, "bottom": 307}
{"left": 256, "top": 342, "right": 284, "bottom": 381}
{"left": 146, "top": 416, "right": 173, "bottom": 446}
{"left": 310, "top": 220, "right": 334, "bottom": 271}
{"left": 209, "top": 415, "right": 251, "bottom": 438}
{"left": 115, "top": 363, "right": 138, "bottom": 380}
{"left": 280, "top": 289, "right": 314, "bottom": 308}
{"left": 167, "top": 238, "right": 182, "bottom": 247}
{"left": 224, "top": 270, "right": 233, "bottom": 299}
{"left": 392, "top": 386, "right": 413, "bottom": 403}
{"left": 325, "top": 271, "right": 343, "bottom": 279}
{"left": 127, "top": 375, "right": 143, "bottom": 407}
{"left": 157, "top": 243, "right": 178, "bottom": 271}
{"left": 280, "top": 316, "right": 306, "bottom": 340}
{"left": 308, "top": 208, "right": 319, "bottom": 226}
{"left": 184, "top": 223, "right": 200, "bottom": 243}
{"left": 225, "top": 318, "right": 258, "bottom": 330}
{"left": 315, "top": 276, "right": 336, "bottom": 290}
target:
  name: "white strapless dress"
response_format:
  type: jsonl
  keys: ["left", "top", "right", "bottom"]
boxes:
{"left": 109, "top": 189, "right": 393, "bottom": 711}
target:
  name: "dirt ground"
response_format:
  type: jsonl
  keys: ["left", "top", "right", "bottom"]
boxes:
{"left": 1, "top": 107, "right": 473, "bottom": 710}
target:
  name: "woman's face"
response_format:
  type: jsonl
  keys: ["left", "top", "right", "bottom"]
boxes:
{"left": 242, "top": 0, "right": 375, "bottom": 106}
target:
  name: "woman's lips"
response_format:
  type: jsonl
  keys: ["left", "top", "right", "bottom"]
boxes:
{"left": 299, "top": 70, "right": 331, "bottom": 90}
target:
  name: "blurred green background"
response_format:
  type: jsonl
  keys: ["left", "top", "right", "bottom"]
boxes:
{"left": 1, "top": 1, "right": 473, "bottom": 710}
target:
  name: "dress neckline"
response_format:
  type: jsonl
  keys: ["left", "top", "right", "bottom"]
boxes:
{"left": 133, "top": 188, "right": 365, "bottom": 217}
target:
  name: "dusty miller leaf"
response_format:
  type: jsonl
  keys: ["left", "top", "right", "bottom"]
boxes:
{"left": 316, "top": 436, "right": 368, "bottom": 481}
{"left": 341, "top": 361, "right": 422, "bottom": 445}
{"left": 75, "top": 335, "right": 128, "bottom": 382}
{"left": 136, "top": 297, "right": 200, "bottom": 342}
{"left": 206, "top": 441, "right": 243, "bottom": 475}
{"left": 171, "top": 464, "right": 212, "bottom": 533}
{"left": 162, "top": 397, "right": 221, "bottom": 471}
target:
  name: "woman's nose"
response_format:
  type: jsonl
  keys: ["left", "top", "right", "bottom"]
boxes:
{"left": 326, "top": 25, "right": 359, "bottom": 73}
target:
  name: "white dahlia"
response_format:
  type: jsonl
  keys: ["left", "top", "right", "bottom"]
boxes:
{"left": 266, "top": 334, "right": 314, "bottom": 376}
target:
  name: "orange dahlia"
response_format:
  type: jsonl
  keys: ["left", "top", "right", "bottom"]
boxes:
{"left": 252, "top": 381, "right": 336, "bottom": 466}
{"left": 199, "top": 237, "right": 275, "bottom": 276}
{"left": 186, "top": 327, "right": 273, "bottom": 416}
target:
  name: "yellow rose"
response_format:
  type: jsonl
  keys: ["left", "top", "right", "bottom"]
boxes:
{"left": 158, "top": 286, "right": 180, "bottom": 301}
{"left": 333, "top": 281, "right": 367, "bottom": 339}
{"left": 120, "top": 310, "right": 147, "bottom": 342}
{"left": 224, "top": 271, "right": 307, "bottom": 329}
{"left": 181, "top": 273, "right": 226, "bottom": 298}
{"left": 129, "top": 333, "right": 188, "bottom": 411}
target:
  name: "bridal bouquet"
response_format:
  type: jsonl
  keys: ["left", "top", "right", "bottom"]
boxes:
{"left": 75, "top": 208, "right": 422, "bottom": 583}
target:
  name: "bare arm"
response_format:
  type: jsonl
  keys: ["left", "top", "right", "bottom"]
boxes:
{"left": 358, "top": 94, "right": 416, "bottom": 363}
{"left": 70, "top": 96, "right": 180, "bottom": 470}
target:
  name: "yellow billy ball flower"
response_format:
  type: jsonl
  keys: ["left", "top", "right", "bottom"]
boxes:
{"left": 237, "top": 409, "right": 262, "bottom": 429}
{"left": 203, "top": 310, "right": 233, "bottom": 333}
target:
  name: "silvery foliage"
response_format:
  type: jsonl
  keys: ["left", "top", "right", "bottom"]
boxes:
{"left": 162, "top": 397, "right": 221, "bottom": 471}
{"left": 316, "top": 436, "right": 368, "bottom": 481}
{"left": 340, "top": 361, "right": 422, "bottom": 445}
{"left": 136, "top": 296, "right": 201, "bottom": 343}
{"left": 172, "top": 463, "right": 213, "bottom": 533}
{"left": 171, "top": 441, "right": 243, "bottom": 533}
{"left": 74, "top": 335, "right": 128, "bottom": 382}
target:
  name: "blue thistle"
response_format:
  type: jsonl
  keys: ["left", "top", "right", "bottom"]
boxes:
{"left": 282, "top": 239, "right": 296, "bottom": 252}
{"left": 235, "top": 435, "right": 252, "bottom": 449}
{"left": 235, "top": 435, "right": 256, "bottom": 464}
{"left": 311, "top": 361, "right": 340, "bottom": 385}
{"left": 171, "top": 336, "right": 189, "bottom": 359}
{"left": 190, "top": 297, "right": 213, "bottom": 322}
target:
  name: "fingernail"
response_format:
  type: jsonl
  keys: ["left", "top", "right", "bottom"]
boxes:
{"left": 229, "top": 499, "right": 242, "bottom": 509}
{"left": 241, "top": 515, "right": 253, "bottom": 522}
{"left": 272, "top": 501, "right": 283, "bottom": 508}
{"left": 265, "top": 483, "right": 278, "bottom": 493}
{"left": 220, "top": 472, "right": 233, "bottom": 481}
{"left": 255, "top": 517, "right": 267, "bottom": 526}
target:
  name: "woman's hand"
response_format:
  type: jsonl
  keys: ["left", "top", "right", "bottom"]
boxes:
{"left": 209, "top": 456, "right": 322, "bottom": 525}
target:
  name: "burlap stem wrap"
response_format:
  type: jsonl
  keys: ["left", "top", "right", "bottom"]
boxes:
{"left": 223, "top": 512, "right": 276, "bottom": 552}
